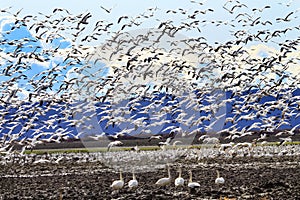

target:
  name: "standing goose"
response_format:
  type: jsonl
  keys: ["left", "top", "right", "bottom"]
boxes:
{"left": 174, "top": 165, "right": 185, "bottom": 187}
{"left": 111, "top": 171, "right": 124, "bottom": 192}
{"left": 188, "top": 170, "right": 200, "bottom": 189}
{"left": 128, "top": 171, "right": 138, "bottom": 189}
{"left": 215, "top": 170, "right": 225, "bottom": 184}
{"left": 155, "top": 164, "right": 172, "bottom": 187}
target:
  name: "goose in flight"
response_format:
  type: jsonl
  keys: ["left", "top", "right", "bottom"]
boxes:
{"left": 107, "top": 141, "right": 123, "bottom": 151}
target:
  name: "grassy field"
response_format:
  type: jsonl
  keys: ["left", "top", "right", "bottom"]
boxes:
{"left": 25, "top": 141, "right": 300, "bottom": 155}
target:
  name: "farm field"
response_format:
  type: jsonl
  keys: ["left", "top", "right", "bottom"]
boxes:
{"left": 1, "top": 144, "right": 299, "bottom": 200}
{"left": 0, "top": 0, "right": 300, "bottom": 199}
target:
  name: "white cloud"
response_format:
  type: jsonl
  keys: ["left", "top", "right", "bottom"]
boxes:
{"left": 0, "top": 16, "right": 16, "bottom": 33}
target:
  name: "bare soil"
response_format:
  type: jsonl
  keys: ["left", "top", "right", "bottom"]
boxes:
{"left": 0, "top": 155, "right": 299, "bottom": 200}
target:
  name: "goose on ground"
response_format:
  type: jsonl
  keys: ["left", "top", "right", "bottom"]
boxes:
{"left": 174, "top": 165, "right": 185, "bottom": 187}
{"left": 155, "top": 164, "right": 172, "bottom": 187}
{"left": 188, "top": 170, "right": 200, "bottom": 189}
{"left": 128, "top": 171, "right": 138, "bottom": 189}
{"left": 111, "top": 171, "right": 124, "bottom": 192}
{"left": 215, "top": 170, "right": 225, "bottom": 184}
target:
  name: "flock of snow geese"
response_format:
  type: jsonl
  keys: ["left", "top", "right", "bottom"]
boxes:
{"left": 0, "top": 0, "right": 299, "bottom": 165}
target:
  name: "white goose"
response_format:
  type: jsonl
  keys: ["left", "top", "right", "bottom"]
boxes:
{"left": 128, "top": 171, "right": 138, "bottom": 189}
{"left": 174, "top": 166, "right": 185, "bottom": 187}
{"left": 188, "top": 170, "right": 200, "bottom": 189}
{"left": 111, "top": 171, "right": 124, "bottom": 192}
{"left": 155, "top": 164, "right": 172, "bottom": 187}
{"left": 107, "top": 141, "right": 123, "bottom": 151}
{"left": 215, "top": 170, "right": 225, "bottom": 184}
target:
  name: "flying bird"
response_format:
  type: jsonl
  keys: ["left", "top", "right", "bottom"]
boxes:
{"left": 107, "top": 141, "right": 123, "bottom": 151}
{"left": 100, "top": 6, "right": 114, "bottom": 13}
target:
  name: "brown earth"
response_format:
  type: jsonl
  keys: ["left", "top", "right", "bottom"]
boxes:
{"left": 0, "top": 155, "right": 299, "bottom": 200}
